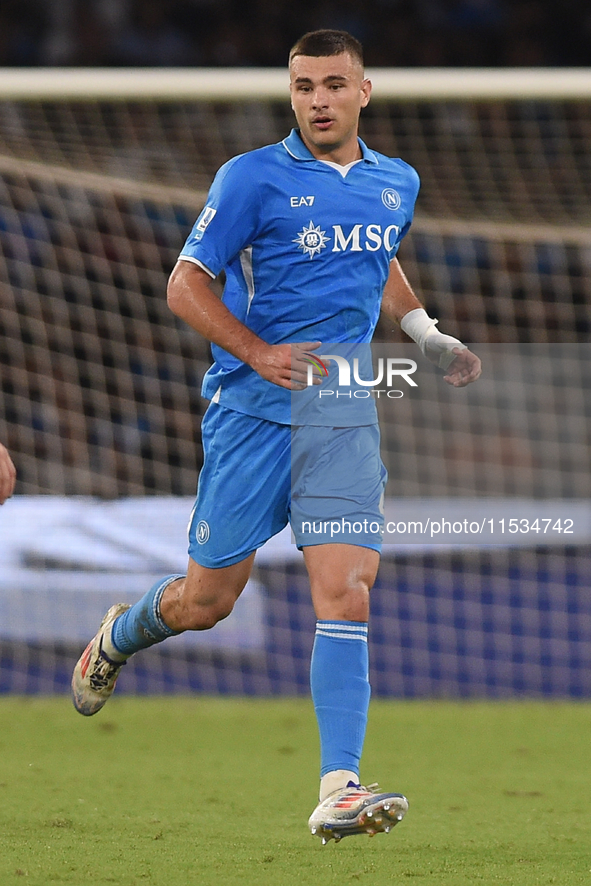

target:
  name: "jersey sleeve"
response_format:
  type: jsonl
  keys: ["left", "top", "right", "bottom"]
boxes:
{"left": 179, "top": 155, "right": 263, "bottom": 277}
{"left": 389, "top": 161, "right": 421, "bottom": 261}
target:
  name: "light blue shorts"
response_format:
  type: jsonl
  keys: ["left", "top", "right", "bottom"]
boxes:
{"left": 188, "top": 404, "right": 387, "bottom": 568}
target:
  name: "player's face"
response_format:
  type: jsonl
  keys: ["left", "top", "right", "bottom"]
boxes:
{"left": 289, "top": 52, "right": 371, "bottom": 163}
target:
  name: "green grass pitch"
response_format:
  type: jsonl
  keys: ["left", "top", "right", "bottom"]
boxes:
{"left": 0, "top": 697, "right": 590, "bottom": 886}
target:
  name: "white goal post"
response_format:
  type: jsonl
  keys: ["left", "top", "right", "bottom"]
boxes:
{"left": 0, "top": 66, "right": 590, "bottom": 101}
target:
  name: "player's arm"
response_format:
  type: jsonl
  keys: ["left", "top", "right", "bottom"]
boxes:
{"left": 0, "top": 442, "right": 16, "bottom": 505}
{"left": 167, "top": 261, "right": 318, "bottom": 390}
{"left": 380, "top": 258, "right": 481, "bottom": 387}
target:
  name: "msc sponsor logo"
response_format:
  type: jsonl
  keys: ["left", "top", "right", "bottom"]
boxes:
{"left": 293, "top": 221, "right": 330, "bottom": 259}
{"left": 332, "top": 223, "right": 400, "bottom": 253}
{"left": 294, "top": 221, "right": 401, "bottom": 258}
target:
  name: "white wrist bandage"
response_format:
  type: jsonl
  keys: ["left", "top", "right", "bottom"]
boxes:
{"left": 400, "top": 308, "right": 466, "bottom": 371}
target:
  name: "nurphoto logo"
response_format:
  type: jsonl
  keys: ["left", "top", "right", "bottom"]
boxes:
{"left": 304, "top": 353, "right": 418, "bottom": 399}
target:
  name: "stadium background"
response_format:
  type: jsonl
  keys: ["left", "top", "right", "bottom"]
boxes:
{"left": 1, "top": 0, "right": 590, "bottom": 68}
{"left": 1, "top": 0, "right": 591, "bottom": 699}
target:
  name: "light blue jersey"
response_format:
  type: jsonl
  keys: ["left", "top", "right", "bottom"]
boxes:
{"left": 180, "top": 129, "right": 420, "bottom": 425}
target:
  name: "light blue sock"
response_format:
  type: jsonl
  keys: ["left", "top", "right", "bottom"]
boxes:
{"left": 310, "top": 620, "right": 370, "bottom": 778}
{"left": 111, "top": 574, "right": 185, "bottom": 656}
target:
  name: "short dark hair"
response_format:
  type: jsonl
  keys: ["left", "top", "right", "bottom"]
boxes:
{"left": 289, "top": 30, "right": 364, "bottom": 68}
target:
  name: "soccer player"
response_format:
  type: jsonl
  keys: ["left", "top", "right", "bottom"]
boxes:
{"left": 72, "top": 29, "right": 481, "bottom": 843}
{"left": 0, "top": 442, "right": 16, "bottom": 505}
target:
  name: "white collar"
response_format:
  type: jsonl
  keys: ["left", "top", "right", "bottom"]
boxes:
{"left": 318, "top": 158, "right": 363, "bottom": 178}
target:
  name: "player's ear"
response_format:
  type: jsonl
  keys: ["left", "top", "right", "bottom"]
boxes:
{"left": 360, "top": 78, "right": 372, "bottom": 108}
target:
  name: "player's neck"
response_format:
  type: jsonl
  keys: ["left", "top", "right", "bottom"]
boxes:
{"left": 300, "top": 132, "right": 362, "bottom": 166}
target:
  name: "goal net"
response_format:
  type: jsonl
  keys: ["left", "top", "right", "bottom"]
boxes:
{"left": 1, "top": 69, "right": 590, "bottom": 697}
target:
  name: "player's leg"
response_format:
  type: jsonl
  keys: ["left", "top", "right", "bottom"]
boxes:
{"left": 305, "top": 541, "right": 376, "bottom": 795}
{"left": 71, "top": 553, "right": 255, "bottom": 716}
{"left": 72, "top": 404, "right": 292, "bottom": 715}
{"left": 158, "top": 554, "right": 254, "bottom": 630}
{"left": 291, "top": 423, "right": 381, "bottom": 800}
{"left": 291, "top": 422, "right": 407, "bottom": 841}
{"left": 303, "top": 543, "right": 408, "bottom": 842}
{"left": 110, "top": 551, "right": 256, "bottom": 655}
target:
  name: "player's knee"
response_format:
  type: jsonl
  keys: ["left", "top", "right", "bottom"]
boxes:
{"left": 338, "top": 570, "right": 373, "bottom": 599}
{"left": 178, "top": 589, "right": 237, "bottom": 630}
{"left": 339, "top": 584, "right": 370, "bottom": 621}
{"left": 314, "top": 579, "right": 371, "bottom": 622}
{"left": 170, "top": 560, "right": 252, "bottom": 631}
{"left": 194, "top": 597, "right": 235, "bottom": 629}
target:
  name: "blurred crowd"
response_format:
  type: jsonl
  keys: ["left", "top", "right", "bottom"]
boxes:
{"left": 0, "top": 0, "right": 590, "bottom": 68}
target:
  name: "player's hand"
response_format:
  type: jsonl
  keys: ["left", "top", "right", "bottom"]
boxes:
{"left": 421, "top": 328, "right": 467, "bottom": 371}
{"left": 249, "top": 341, "right": 322, "bottom": 389}
{"left": 0, "top": 443, "right": 16, "bottom": 504}
{"left": 443, "top": 348, "right": 482, "bottom": 387}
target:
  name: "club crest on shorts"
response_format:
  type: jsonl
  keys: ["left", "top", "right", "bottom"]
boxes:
{"left": 196, "top": 520, "right": 210, "bottom": 544}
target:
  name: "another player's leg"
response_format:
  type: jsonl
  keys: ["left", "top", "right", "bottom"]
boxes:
{"left": 303, "top": 543, "right": 408, "bottom": 843}
{"left": 71, "top": 554, "right": 254, "bottom": 715}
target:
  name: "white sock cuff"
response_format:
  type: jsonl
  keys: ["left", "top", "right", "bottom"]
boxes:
{"left": 315, "top": 621, "right": 368, "bottom": 642}
{"left": 319, "top": 769, "right": 359, "bottom": 802}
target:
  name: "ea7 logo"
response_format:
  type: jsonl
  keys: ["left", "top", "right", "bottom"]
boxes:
{"left": 290, "top": 196, "right": 315, "bottom": 207}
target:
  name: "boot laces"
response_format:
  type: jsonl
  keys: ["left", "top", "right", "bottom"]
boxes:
{"left": 89, "top": 650, "right": 125, "bottom": 692}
